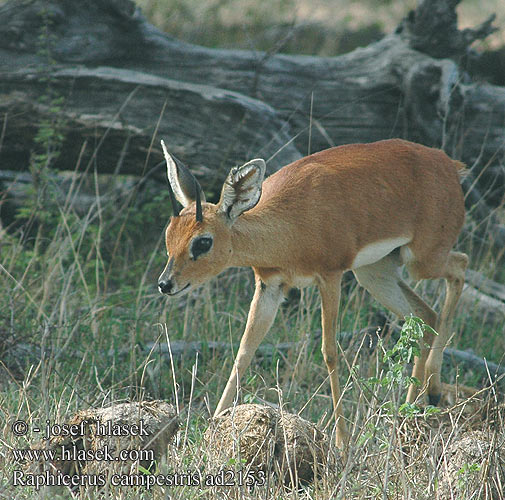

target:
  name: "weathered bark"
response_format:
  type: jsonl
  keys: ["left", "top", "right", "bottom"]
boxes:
{"left": 466, "top": 269, "right": 505, "bottom": 303}
{"left": 0, "top": 66, "right": 300, "bottom": 191}
{"left": 397, "top": 0, "right": 497, "bottom": 58}
{"left": 0, "top": 0, "right": 503, "bottom": 210}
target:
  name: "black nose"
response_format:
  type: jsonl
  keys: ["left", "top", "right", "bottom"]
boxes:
{"left": 158, "top": 279, "right": 173, "bottom": 294}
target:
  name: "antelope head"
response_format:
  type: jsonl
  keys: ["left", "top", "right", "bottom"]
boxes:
{"left": 158, "top": 140, "right": 266, "bottom": 296}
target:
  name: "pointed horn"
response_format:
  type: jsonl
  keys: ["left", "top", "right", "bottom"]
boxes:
{"left": 194, "top": 176, "right": 203, "bottom": 223}
{"left": 167, "top": 181, "right": 180, "bottom": 217}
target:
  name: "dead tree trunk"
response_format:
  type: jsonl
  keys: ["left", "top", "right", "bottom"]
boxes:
{"left": 0, "top": 0, "right": 503, "bottom": 220}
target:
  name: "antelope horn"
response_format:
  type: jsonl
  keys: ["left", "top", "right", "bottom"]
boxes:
{"left": 194, "top": 176, "right": 203, "bottom": 223}
{"left": 167, "top": 181, "right": 180, "bottom": 217}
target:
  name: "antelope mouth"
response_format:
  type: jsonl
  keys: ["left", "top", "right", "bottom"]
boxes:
{"left": 167, "top": 283, "right": 191, "bottom": 296}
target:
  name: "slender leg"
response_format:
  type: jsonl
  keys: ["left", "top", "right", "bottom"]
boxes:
{"left": 398, "top": 281, "right": 438, "bottom": 403}
{"left": 424, "top": 252, "right": 468, "bottom": 405}
{"left": 214, "top": 276, "right": 284, "bottom": 416}
{"left": 353, "top": 253, "right": 438, "bottom": 403}
{"left": 318, "top": 272, "right": 349, "bottom": 449}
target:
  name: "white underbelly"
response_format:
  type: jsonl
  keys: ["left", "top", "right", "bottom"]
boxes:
{"left": 291, "top": 275, "right": 317, "bottom": 289}
{"left": 351, "top": 237, "right": 411, "bottom": 269}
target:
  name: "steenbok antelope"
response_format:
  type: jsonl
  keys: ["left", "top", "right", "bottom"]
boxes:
{"left": 158, "top": 138, "right": 468, "bottom": 448}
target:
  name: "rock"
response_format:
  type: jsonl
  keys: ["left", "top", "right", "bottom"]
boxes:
{"left": 203, "top": 403, "right": 333, "bottom": 486}
{"left": 26, "top": 401, "right": 179, "bottom": 479}
{"left": 438, "top": 430, "right": 505, "bottom": 499}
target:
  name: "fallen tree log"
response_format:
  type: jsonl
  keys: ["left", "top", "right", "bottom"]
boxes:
{"left": 465, "top": 269, "right": 505, "bottom": 303}
{"left": 0, "top": 0, "right": 503, "bottom": 207}
{"left": 458, "top": 284, "right": 505, "bottom": 326}
{"left": 0, "top": 66, "right": 301, "bottom": 193}
{"left": 141, "top": 336, "right": 505, "bottom": 389}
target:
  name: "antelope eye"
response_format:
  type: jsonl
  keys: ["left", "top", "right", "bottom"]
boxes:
{"left": 191, "top": 236, "right": 213, "bottom": 260}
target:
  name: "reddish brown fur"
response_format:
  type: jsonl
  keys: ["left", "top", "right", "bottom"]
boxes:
{"left": 164, "top": 209, "right": 232, "bottom": 291}
{"left": 230, "top": 139, "right": 464, "bottom": 279}
{"left": 164, "top": 139, "right": 465, "bottom": 287}
{"left": 161, "top": 139, "right": 468, "bottom": 449}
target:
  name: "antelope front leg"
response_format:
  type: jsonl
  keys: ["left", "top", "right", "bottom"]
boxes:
{"left": 214, "top": 276, "right": 284, "bottom": 416}
{"left": 318, "top": 272, "right": 349, "bottom": 450}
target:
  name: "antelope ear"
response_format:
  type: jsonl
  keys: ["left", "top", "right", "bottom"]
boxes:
{"left": 217, "top": 159, "right": 265, "bottom": 221}
{"left": 161, "top": 140, "right": 206, "bottom": 207}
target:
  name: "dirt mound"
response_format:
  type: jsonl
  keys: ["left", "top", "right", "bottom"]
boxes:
{"left": 204, "top": 404, "right": 333, "bottom": 486}
{"left": 26, "top": 400, "right": 179, "bottom": 477}
{"left": 438, "top": 430, "right": 505, "bottom": 499}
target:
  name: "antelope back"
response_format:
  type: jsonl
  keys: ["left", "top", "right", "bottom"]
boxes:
{"left": 158, "top": 138, "right": 465, "bottom": 293}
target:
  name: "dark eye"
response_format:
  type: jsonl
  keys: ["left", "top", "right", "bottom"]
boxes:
{"left": 191, "top": 236, "right": 213, "bottom": 260}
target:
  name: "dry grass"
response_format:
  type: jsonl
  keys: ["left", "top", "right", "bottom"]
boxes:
{"left": 135, "top": 0, "right": 505, "bottom": 53}
{"left": 1, "top": 1, "right": 505, "bottom": 498}
{"left": 1, "top": 130, "right": 504, "bottom": 499}
{"left": 0, "top": 156, "right": 503, "bottom": 497}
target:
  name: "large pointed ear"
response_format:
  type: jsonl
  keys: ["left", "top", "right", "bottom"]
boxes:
{"left": 217, "top": 159, "right": 266, "bottom": 221}
{"left": 161, "top": 140, "right": 206, "bottom": 208}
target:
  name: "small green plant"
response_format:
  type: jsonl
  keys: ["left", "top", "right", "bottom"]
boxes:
{"left": 366, "top": 315, "right": 441, "bottom": 418}
{"left": 457, "top": 462, "right": 481, "bottom": 489}
{"left": 15, "top": 6, "right": 67, "bottom": 243}
{"left": 382, "top": 316, "right": 436, "bottom": 387}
